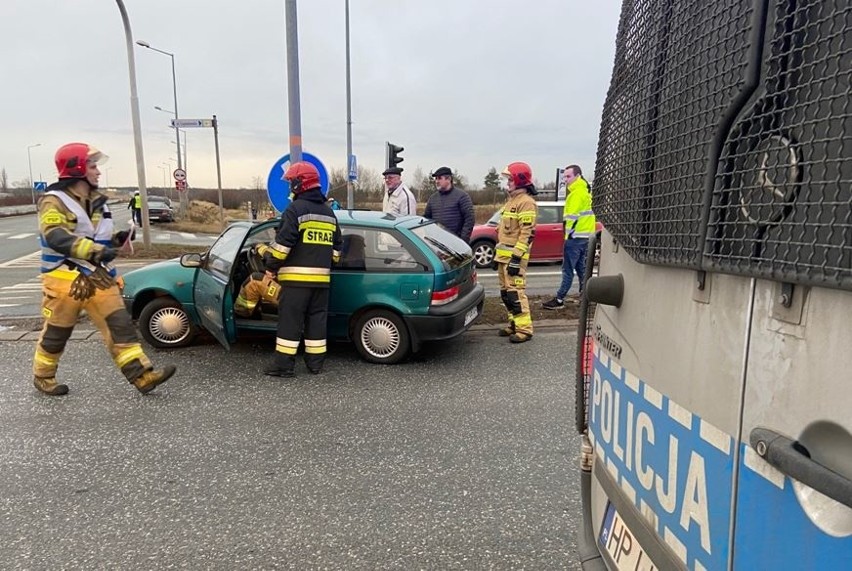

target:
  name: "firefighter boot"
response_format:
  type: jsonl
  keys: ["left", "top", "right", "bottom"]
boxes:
{"left": 132, "top": 365, "right": 176, "bottom": 394}
{"left": 33, "top": 376, "right": 69, "bottom": 396}
{"left": 265, "top": 354, "right": 295, "bottom": 378}
{"left": 498, "top": 322, "right": 515, "bottom": 337}
{"left": 509, "top": 332, "right": 533, "bottom": 344}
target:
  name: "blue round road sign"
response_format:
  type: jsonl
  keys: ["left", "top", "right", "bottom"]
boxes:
{"left": 266, "top": 152, "right": 329, "bottom": 212}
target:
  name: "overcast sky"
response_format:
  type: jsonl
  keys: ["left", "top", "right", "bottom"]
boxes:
{"left": 1, "top": 0, "right": 622, "bottom": 191}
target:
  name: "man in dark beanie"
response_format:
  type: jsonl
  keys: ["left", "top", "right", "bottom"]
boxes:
{"left": 423, "top": 166, "right": 475, "bottom": 242}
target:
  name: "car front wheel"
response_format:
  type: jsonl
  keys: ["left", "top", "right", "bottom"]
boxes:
{"left": 353, "top": 309, "right": 410, "bottom": 364}
{"left": 138, "top": 297, "right": 196, "bottom": 349}
{"left": 471, "top": 240, "right": 496, "bottom": 269}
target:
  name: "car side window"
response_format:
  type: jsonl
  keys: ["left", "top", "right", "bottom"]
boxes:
{"left": 338, "top": 228, "right": 419, "bottom": 272}
{"left": 245, "top": 225, "right": 276, "bottom": 247}
{"left": 206, "top": 227, "right": 246, "bottom": 279}
{"left": 538, "top": 206, "right": 559, "bottom": 224}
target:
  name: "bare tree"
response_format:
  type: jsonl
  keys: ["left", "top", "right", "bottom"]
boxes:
{"left": 0, "top": 168, "right": 8, "bottom": 192}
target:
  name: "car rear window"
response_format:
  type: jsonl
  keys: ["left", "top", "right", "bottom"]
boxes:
{"left": 411, "top": 222, "right": 472, "bottom": 270}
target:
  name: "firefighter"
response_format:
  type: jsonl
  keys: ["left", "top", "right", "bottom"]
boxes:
{"left": 495, "top": 161, "right": 538, "bottom": 343}
{"left": 233, "top": 244, "right": 282, "bottom": 317}
{"left": 263, "top": 162, "right": 342, "bottom": 377}
{"left": 32, "top": 142, "right": 176, "bottom": 396}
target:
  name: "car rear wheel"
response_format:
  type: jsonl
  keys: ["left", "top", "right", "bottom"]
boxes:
{"left": 471, "top": 240, "right": 496, "bottom": 269}
{"left": 353, "top": 309, "right": 410, "bottom": 364}
{"left": 138, "top": 297, "right": 196, "bottom": 349}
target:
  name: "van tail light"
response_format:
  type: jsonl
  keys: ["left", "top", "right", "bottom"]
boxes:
{"left": 582, "top": 335, "right": 594, "bottom": 376}
{"left": 431, "top": 285, "right": 459, "bottom": 306}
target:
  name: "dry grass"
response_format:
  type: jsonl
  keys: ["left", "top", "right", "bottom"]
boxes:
{"left": 479, "top": 294, "right": 579, "bottom": 325}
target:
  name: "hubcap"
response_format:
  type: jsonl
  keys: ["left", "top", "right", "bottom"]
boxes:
{"left": 473, "top": 244, "right": 494, "bottom": 267}
{"left": 360, "top": 316, "right": 400, "bottom": 359}
{"left": 150, "top": 307, "right": 191, "bottom": 344}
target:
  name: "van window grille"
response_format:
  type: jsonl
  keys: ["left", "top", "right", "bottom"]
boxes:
{"left": 594, "top": 0, "right": 851, "bottom": 291}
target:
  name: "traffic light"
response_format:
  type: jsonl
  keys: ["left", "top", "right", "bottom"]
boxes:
{"left": 386, "top": 142, "right": 404, "bottom": 170}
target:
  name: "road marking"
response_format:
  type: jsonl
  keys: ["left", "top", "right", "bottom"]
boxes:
{"left": 7, "top": 233, "right": 36, "bottom": 240}
{"left": 0, "top": 251, "right": 40, "bottom": 268}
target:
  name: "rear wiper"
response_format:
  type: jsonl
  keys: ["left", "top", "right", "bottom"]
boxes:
{"left": 423, "top": 236, "right": 466, "bottom": 262}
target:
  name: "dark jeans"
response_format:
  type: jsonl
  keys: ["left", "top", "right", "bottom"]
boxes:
{"left": 556, "top": 238, "right": 588, "bottom": 300}
{"left": 131, "top": 209, "right": 142, "bottom": 225}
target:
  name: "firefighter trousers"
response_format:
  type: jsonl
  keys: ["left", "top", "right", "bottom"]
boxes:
{"left": 235, "top": 272, "right": 282, "bottom": 317}
{"left": 33, "top": 273, "right": 153, "bottom": 383}
{"left": 273, "top": 286, "right": 330, "bottom": 372}
{"left": 497, "top": 258, "right": 533, "bottom": 336}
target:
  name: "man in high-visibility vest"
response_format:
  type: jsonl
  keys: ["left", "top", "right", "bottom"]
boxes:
{"left": 127, "top": 190, "right": 142, "bottom": 224}
{"left": 543, "top": 164, "right": 596, "bottom": 309}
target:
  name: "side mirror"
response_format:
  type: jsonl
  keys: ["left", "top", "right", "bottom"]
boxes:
{"left": 180, "top": 252, "right": 203, "bottom": 268}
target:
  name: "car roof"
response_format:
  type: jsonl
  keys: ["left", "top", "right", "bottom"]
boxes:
{"left": 249, "top": 210, "right": 432, "bottom": 231}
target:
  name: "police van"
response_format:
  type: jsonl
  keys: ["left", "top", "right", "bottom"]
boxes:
{"left": 575, "top": 0, "right": 851, "bottom": 569}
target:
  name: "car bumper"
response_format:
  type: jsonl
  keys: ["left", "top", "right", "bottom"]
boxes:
{"left": 404, "top": 283, "right": 485, "bottom": 351}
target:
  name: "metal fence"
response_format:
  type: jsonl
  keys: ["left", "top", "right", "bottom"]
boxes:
{"left": 594, "top": 0, "right": 851, "bottom": 292}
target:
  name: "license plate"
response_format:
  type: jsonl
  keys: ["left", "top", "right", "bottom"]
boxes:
{"left": 599, "top": 503, "right": 657, "bottom": 571}
{"left": 463, "top": 306, "right": 478, "bottom": 326}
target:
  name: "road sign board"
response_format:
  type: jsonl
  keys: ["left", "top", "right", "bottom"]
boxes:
{"left": 33, "top": 181, "right": 47, "bottom": 191}
{"left": 175, "top": 180, "right": 187, "bottom": 192}
{"left": 348, "top": 154, "right": 358, "bottom": 181}
{"left": 173, "top": 168, "right": 187, "bottom": 181}
{"left": 170, "top": 118, "right": 213, "bottom": 129}
{"left": 266, "top": 152, "right": 329, "bottom": 212}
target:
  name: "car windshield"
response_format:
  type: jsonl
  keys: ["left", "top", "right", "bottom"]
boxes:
{"left": 487, "top": 210, "right": 502, "bottom": 225}
{"left": 411, "top": 222, "right": 471, "bottom": 270}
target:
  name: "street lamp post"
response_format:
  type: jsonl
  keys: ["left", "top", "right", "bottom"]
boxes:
{"left": 154, "top": 105, "right": 187, "bottom": 170}
{"left": 27, "top": 143, "right": 42, "bottom": 204}
{"left": 137, "top": 40, "right": 184, "bottom": 210}
{"left": 114, "top": 0, "right": 152, "bottom": 248}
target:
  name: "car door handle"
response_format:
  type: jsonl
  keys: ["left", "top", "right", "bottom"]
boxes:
{"left": 750, "top": 427, "right": 852, "bottom": 508}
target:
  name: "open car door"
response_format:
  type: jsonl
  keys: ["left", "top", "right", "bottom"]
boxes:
{"left": 193, "top": 225, "right": 250, "bottom": 350}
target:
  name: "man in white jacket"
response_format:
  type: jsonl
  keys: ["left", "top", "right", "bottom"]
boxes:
{"left": 381, "top": 167, "right": 417, "bottom": 216}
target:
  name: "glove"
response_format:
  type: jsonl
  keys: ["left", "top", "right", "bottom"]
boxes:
{"left": 88, "top": 266, "right": 116, "bottom": 290}
{"left": 69, "top": 273, "right": 95, "bottom": 301}
{"left": 90, "top": 246, "right": 118, "bottom": 265}
{"left": 507, "top": 255, "right": 522, "bottom": 277}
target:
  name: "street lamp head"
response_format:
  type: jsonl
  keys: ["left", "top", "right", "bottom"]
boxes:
{"left": 136, "top": 40, "right": 150, "bottom": 48}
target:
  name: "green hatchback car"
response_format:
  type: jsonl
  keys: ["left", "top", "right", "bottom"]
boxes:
{"left": 121, "top": 211, "right": 485, "bottom": 364}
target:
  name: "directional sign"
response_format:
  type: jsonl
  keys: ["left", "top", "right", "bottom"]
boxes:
{"left": 348, "top": 154, "right": 358, "bottom": 181}
{"left": 175, "top": 180, "right": 187, "bottom": 192}
{"left": 173, "top": 168, "right": 187, "bottom": 182}
{"left": 33, "top": 181, "right": 47, "bottom": 191}
{"left": 170, "top": 118, "right": 213, "bottom": 129}
{"left": 266, "top": 152, "right": 329, "bottom": 212}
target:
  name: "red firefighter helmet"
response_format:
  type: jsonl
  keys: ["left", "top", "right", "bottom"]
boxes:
{"left": 283, "top": 161, "right": 321, "bottom": 194}
{"left": 55, "top": 143, "right": 108, "bottom": 179}
{"left": 501, "top": 161, "right": 533, "bottom": 188}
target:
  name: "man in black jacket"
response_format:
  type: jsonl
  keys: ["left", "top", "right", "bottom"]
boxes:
{"left": 424, "top": 166, "right": 475, "bottom": 242}
{"left": 263, "top": 162, "right": 342, "bottom": 378}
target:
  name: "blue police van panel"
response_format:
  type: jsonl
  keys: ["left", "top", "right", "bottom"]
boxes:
{"left": 590, "top": 342, "right": 852, "bottom": 570}
{"left": 589, "top": 343, "right": 734, "bottom": 570}
{"left": 733, "top": 453, "right": 852, "bottom": 569}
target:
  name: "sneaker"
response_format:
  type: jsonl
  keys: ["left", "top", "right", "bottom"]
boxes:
{"left": 33, "top": 376, "right": 69, "bottom": 396}
{"left": 542, "top": 298, "right": 564, "bottom": 310}
{"left": 509, "top": 332, "right": 533, "bottom": 344}
{"left": 133, "top": 365, "right": 176, "bottom": 394}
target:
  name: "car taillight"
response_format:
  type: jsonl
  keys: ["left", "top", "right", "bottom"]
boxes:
{"left": 471, "top": 270, "right": 477, "bottom": 284}
{"left": 431, "top": 285, "right": 459, "bottom": 306}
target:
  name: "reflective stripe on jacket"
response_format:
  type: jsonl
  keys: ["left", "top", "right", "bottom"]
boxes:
{"left": 495, "top": 192, "right": 538, "bottom": 262}
{"left": 266, "top": 189, "right": 343, "bottom": 288}
{"left": 40, "top": 189, "right": 115, "bottom": 276}
{"left": 563, "top": 177, "right": 596, "bottom": 239}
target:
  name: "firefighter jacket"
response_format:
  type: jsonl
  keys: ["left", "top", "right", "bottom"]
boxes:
{"left": 563, "top": 177, "right": 596, "bottom": 239}
{"left": 39, "top": 184, "right": 118, "bottom": 278}
{"left": 494, "top": 190, "right": 538, "bottom": 262}
{"left": 265, "top": 188, "right": 343, "bottom": 287}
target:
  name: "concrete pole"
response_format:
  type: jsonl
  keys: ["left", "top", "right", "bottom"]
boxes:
{"left": 285, "top": 0, "right": 303, "bottom": 165}
{"left": 213, "top": 115, "right": 224, "bottom": 229}
{"left": 115, "top": 0, "right": 151, "bottom": 247}
{"left": 345, "top": 0, "right": 354, "bottom": 208}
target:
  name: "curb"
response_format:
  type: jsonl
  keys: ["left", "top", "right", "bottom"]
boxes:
{"left": 1, "top": 319, "right": 580, "bottom": 343}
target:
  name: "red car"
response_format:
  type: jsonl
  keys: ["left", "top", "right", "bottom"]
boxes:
{"left": 469, "top": 201, "right": 602, "bottom": 269}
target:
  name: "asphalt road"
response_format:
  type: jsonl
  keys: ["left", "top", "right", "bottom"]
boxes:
{"left": 0, "top": 329, "right": 584, "bottom": 569}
